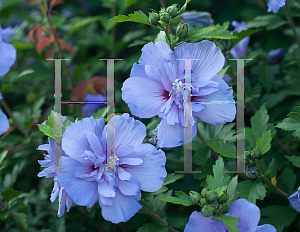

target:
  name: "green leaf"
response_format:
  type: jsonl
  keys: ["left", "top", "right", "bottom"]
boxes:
{"left": 195, "top": 146, "right": 211, "bottom": 165}
{"left": 66, "top": 16, "right": 104, "bottom": 38}
{"left": 260, "top": 206, "right": 297, "bottom": 232}
{"left": 143, "top": 186, "right": 168, "bottom": 198}
{"left": 184, "top": 26, "right": 238, "bottom": 41}
{"left": 256, "top": 130, "right": 272, "bottom": 155}
{"left": 281, "top": 167, "right": 296, "bottom": 193}
{"left": 212, "top": 214, "right": 240, "bottom": 232}
{"left": 0, "top": 210, "right": 9, "bottom": 220}
{"left": 206, "top": 140, "right": 236, "bottom": 158}
{"left": 247, "top": 15, "right": 286, "bottom": 30}
{"left": 226, "top": 175, "right": 239, "bottom": 209}
{"left": 159, "top": 191, "right": 194, "bottom": 206}
{"left": 218, "top": 65, "right": 231, "bottom": 78}
{"left": 37, "top": 123, "right": 55, "bottom": 138}
{"left": 163, "top": 173, "right": 184, "bottom": 186}
{"left": 0, "top": 150, "right": 8, "bottom": 166}
{"left": 276, "top": 106, "right": 300, "bottom": 138}
{"left": 92, "top": 106, "right": 109, "bottom": 119}
{"left": 236, "top": 180, "right": 266, "bottom": 204}
{"left": 177, "top": 0, "right": 191, "bottom": 15}
{"left": 32, "top": 96, "right": 45, "bottom": 118}
{"left": 110, "top": 10, "right": 151, "bottom": 25}
{"left": 222, "top": 21, "right": 230, "bottom": 30}
{"left": 11, "top": 212, "right": 27, "bottom": 229}
{"left": 285, "top": 155, "right": 300, "bottom": 168}
{"left": 2, "top": 189, "right": 23, "bottom": 202}
{"left": 245, "top": 105, "right": 269, "bottom": 148}
{"left": 206, "top": 156, "right": 231, "bottom": 190}
{"left": 231, "top": 29, "right": 259, "bottom": 48}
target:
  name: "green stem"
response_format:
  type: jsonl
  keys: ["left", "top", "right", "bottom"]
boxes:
{"left": 257, "top": 166, "right": 287, "bottom": 198}
{"left": 284, "top": 1, "right": 300, "bottom": 44}
{"left": 140, "top": 202, "right": 179, "bottom": 232}
{"left": 0, "top": 98, "right": 38, "bottom": 148}
{"left": 43, "top": 6, "right": 75, "bottom": 89}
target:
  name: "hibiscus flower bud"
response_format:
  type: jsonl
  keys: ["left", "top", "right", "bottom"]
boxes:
{"left": 201, "top": 188, "right": 208, "bottom": 198}
{"left": 201, "top": 205, "right": 215, "bottom": 217}
{"left": 206, "top": 190, "right": 218, "bottom": 203}
{"left": 189, "top": 191, "right": 201, "bottom": 205}
{"left": 160, "top": 9, "right": 171, "bottom": 24}
{"left": 268, "top": 48, "right": 286, "bottom": 64}
{"left": 176, "top": 22, "right": 188, "bottom": 39}
{"left": 246, "top": 166, "right": 257, "bottom": 179}
{"left": 251, "top": 148, "right": 260, "bottom": 159}
{"left": 166, "top": 4, "right": 178, "bottom": 18}
{"left": 217, "top": 192, "right": 229, "bottom": 204}
{"left": 200, "top": 197, "right": 207, "bottom": 205}
{"left": 218, "top": 203, "right": 228, "bottom": 214}
{"left": 149, "top": 12, "right": 160, "bottom": 26}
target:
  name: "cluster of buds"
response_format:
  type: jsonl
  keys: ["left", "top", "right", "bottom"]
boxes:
{"left": 189, "top": 187, "right": 229, "bottom": 217}
{"left": 149, "top": 4, "right": 178, "bottom": 26}
{"left": 245, "top": 148, "right": 263, "bottom": 166}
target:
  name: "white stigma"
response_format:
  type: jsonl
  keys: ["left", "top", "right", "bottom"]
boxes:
{"left": 169, "top": 79, "right": 183, "bottom": 96}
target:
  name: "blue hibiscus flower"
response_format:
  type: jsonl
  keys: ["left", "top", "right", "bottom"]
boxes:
{"left": 122, "top": 40, "right": 236, "bottom": 148}
{"left": 0, "top": 93, "right": 9, "bottom": 142}
{"left": 0, "top": 25, "right": 16, "bottom": 77}
{"left": 82, "top": 93, "right": 106, "bottom": 117}
{"left": 184, "top": 199, "right": 276, "bottom": 232}
{"left": 181, "top": 12, "right": 213, "bottom": 27}
{"left": 230, "top": 21, "right": 250, "bottom": 59}
{"left": 57, "top": 114, "right": 167, "bottom": 223}
{"left": 37, "top": 137, "right": 73, "bottom": 217}
{"left": 267, "top": 0, "right": 286, "bottom": 13}
{"left": 288, "top": 187, "right": 300, "bottom": 213}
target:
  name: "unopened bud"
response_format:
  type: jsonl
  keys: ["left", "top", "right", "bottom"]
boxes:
{"left": 160, "top": 11, "right": 171, "bottom": 24}
{"left": 166, "top": 5, "right": 178, "bottom": 18}
{"left": 189, "top": 191, "right": 201, "bottom": 205}
{"left": 200, "top": 197, "right": 207, "bottom": 205}
{"left": 246, "top": 166, "right": 257, "bottom": 179}
{"left": 217, "top": 192, "right": 229, "bottom": 204}
{"left": 149, "top": 13, "right": 160, "bottom": 26}
{"left": 206, "top": 190, "right": 218, "bottom": 203}
{"left": 251, "top": 149, "right": 260, "bottom": 159}
{"left": 218, "top": 204, "right": 228, "bottom": 214}
{"left": 201, "top": 205, "right": 215, "bottom": 217}
{"left": 176, "top": 22, "right": 188, "bottom": 39}
{"left": 201, "top": 188, "right": 208, "bottom": 198}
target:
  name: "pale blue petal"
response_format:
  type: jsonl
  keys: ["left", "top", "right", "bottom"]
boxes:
{"left": 57, "top": 157, "right": 98, "bottom": 208}
{"left": 228, "top": 198, "right": 260, "bottom": 231}
{"left": 157, "top": 117, "right": 198, "bottom": 148}
{"left": 256, "top": 224, "right": 277, "bottom": 232}
{"left": 112, "top": 114, "right": 146, "bottom": 149}
{"left": 174, "top": 40, "right": 225, "bottom": 81}
{"left": 193, "top": 75, "right": 236, "bottom": 126}
{"left": 2, "top": 26, "right": 14, "bottom": 43}
{"left": 117, "top": 176, "right": 140, "bottom": 196}
{"left": 122, "top": 75, "right": 168, "bottom": 118}
{"left": 62, "top": 117, "right": 105, "bottom": 165}
{"left": 99, "top": 189, "right": 142, "bottom": 223}
{"left": 124, "top": 144, "right": 166, "bottom": 192}
{"left": 0, "top": 41, "right": 16, "bottom": 77}
{"left": 288, "top": 190, "right": 300, "bottom": 213}
{"left": 0, "top": 108, "right": 9, "bottom": 136}
{"left": 184, "top": 211, "right": 221, "bottom": 232}
{"left": 267, "top": 0, "right": 286, "bottom": 13}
